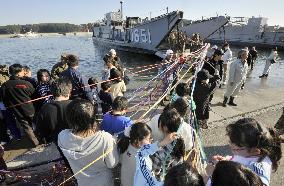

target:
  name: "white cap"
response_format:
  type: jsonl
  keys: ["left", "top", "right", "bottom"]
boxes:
{"left": 109, "top": 49, "right": 116, "bottom": 55}
{"left": 211, "top": 45, "right": 218, "bottom": 50}
{"left": 166, "top": 49, "right": 174, "bottom": 56}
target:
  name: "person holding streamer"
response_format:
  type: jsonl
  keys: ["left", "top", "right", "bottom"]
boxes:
{"left": 1, "top": 64, "right": 39, "bottom": 147}
{"left": 58, "top": 99, "right": 119, "bottom": 186}
{"left": 118, "top": 122, "right": 153, "bottom": 186}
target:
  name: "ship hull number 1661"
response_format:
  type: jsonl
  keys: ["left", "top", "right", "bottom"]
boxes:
{"left": 131, "top": 29, "right": 152, "bottom": 43}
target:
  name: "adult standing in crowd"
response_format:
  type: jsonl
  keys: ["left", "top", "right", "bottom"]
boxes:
{"left": 1, "top": 64, "right": 39, "bottom": 147}
{"left": 222, "top": 49, "right": 249, "bottom": 107}
{"left": 244, "top": 47, "right": 252, "bottom": 70}
{"left": 35, "top": 78, "right": 72, "bottom": 144}
{"left": 60, "top": 54, "right": 94, "bottom": 102}
{"left": 249, "top": 46, "right": 258, "bottom": 70}
{"left": 159, "top": 49, "right": 175, "bottom": 105}
{"left": 202, "top": 49, "right": 223, "bottom": 103}
{"left": 51, "top": 54, "right": 69, "bottom": 80}
{"left": 221, "top": 43, "right": 232, "bottom": 85}
{"left": 259, "top": 47, "right": 278, "bottom": 78}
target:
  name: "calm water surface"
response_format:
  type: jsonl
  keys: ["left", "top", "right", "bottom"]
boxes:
{"left": 0, "top": 35, "right": 283, "bottom": 84}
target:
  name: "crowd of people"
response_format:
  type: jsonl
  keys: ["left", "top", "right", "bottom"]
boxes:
{"left": 0, "top": 45, "right": 283, "bottom": 186}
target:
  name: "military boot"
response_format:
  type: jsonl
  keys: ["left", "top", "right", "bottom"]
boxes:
{"left": 228, "top": 96, "right": 237, "bottom": 106}
{"left": 222, "top": 97, "right": 228, "bottom": 107}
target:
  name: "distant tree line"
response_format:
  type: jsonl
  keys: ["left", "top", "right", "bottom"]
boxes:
{"left": 0, "top": 23, "right": 94, "bottom": 34}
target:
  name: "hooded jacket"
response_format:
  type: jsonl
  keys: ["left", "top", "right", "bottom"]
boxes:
{"left": 58, "top": 129, "right": 119, "bottom": 186}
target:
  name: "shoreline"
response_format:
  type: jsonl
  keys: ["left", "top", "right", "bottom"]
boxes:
{"left": 0, "top": 32, "right": 92, "bottom": 38}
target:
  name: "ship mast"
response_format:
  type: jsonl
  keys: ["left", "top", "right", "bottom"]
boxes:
{"left": 120, "top": 1, "right": 123, "bottom": 20}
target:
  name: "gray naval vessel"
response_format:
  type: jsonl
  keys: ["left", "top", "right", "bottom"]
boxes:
{"left": 182, "top": 16, "right": 284, "bottom": 49}
{"left": 92, "top": 2, "right": 183, "bottom": 55}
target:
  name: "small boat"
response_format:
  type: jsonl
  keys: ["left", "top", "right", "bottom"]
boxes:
{"left": 10, "top": 30, "right": 39, "bottom": 38}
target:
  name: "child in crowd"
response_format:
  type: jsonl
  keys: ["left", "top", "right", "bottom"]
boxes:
{"left": 88, "top": 77, "right": 100, "bottom": 113}
{"left": 210, "top": 161, "right": 263, "bottom": 186}
{"left": 148, "top": 100, "right": 194, "bottom": 152}
{"left": 58, "top": 99, "right": 119, "bottom": 186}
{"left": 22, "top": 66, "right": 37, "bottom": 88}
{"left": 193, "top": 69, "right": 219, "bottom": 129}
{"left": 109, "top": 68, "right": 126, "bottom": 99}
{"left": 102, "top": 57, "right": 117, "bottom": 81}
{"left": 151, "top": 108, "right": 185, "bottom": 181}
{"left": 100, "top": 96, "right": 133, "bottom": 138}
{"left": 210, "top": 118, "right": 282, "bottom": 186}
{"left": 164, "top": 162, "right": 205, "bottom": 186}
{"left": 171, "top": 82, "right": 196, "bottom": 122}
{"left": 171, "top": 82, "right": 191, "bottom": 102}
{"left": 98, "top": 82, "right": 113, "bottom": 114}
{"left": 118, "top": 122, "right": 153, "bottom": 186}
{"left": 134, "top": 131, "right": 178, "bottom": 186}
{"left": 34, "top": 69, "right": 54, "bottom": 112}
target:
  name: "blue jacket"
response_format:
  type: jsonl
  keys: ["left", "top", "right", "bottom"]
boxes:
{"left": 100, "top": 112, "right": 133, "bottom": 138}
{"left": 134, "top": 142, "right": 163, "bottom": 186}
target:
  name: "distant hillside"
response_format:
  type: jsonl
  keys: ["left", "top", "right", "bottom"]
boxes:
{"left": 0, "top": 23, "right": 93, "bottom": 34}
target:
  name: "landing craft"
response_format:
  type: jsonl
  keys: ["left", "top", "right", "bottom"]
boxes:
{"left": 92, "top": 3, "right": 183, "bottom": 55}
{"left": 182, "top": 16, "right": 284, "bottom": 49}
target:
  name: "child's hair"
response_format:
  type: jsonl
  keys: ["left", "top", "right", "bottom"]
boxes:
{"left": 66, "top": 99, "right": 97, "bottom": 133}
{"left": 112, "top": 96, "right": 128, "bottom": 111}
{"left": 117, "top": 122, "right": 152, "bottom": 153}
{"left": 88, "top": 77, "right": 98, "bottom": 87}
{"left": 159, "top": 108, "right": 185, "bottom": 159}
{"left": 36, "top": 69, "right": 50, "bottom": 83}
{"left": 226, "top": 118, "right": 282, "bottom": 171}
{"left": 211, "top": 161, "right": 263, "bottom": 186}
{"left": 22, "top": 65, "right": 31, "bottom": 73}
{"left": 171, "top": 98, "right": 189, "bottom": 118}
{"left": 176, "top": 83, "right": 190, "bottom": 97}
{"left": 164, "top": 162, "right": 204, "bottom": 186}
{"left": 110, "top": 68, "right": 122, "bottom": 83}
{"left": 101, "top": 82, "right": 111, "bottom": 91}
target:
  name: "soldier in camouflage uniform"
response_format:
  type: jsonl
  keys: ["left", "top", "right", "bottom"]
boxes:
{"left": 0, "top": 65, "right": 9, "bottom": 86}
{"left": 51, "top": 54, "right": 69, "bottom": 80}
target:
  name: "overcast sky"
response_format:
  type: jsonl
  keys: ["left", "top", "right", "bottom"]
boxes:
{"left": 0, "top": 0, "right": 283, "bottom": 26}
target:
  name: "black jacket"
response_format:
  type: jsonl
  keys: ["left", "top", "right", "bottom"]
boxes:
{"left": 2, "top": 76, "right": 35, "bottom": 118}
{"left": 202, "top": 59, "right": 218, "bottom": 76}
{"left": 34, "top": 100, "right": 71, "bottom": 144}
{"left": 193, "top": 76, "right": 219, "bottom": 120}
